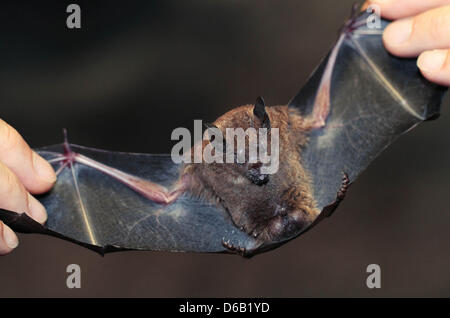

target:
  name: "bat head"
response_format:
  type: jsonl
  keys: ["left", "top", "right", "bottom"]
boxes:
{"left": 183, "top": 101, "right": 320, "bottom": 249}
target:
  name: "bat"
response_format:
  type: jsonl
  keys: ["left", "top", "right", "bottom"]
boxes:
{"left": 0, "top": 6, "right": 447, "bottom": 257}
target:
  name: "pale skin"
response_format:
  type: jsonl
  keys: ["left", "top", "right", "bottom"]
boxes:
{"left": 364, "top": 0, "right": 450, "bottom": 86}
{"left": 0, "top": 119, "right": 56, "bottom": 255}
{"left": 1, "top": 0, "right": 449, "bottom": 255}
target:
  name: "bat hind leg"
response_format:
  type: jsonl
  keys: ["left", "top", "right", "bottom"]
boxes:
{"left": 337, "top": 172, "right": 350, "bottom": 201}
{"left": 221, "top": 238, "right": 260, "bottom": 257}
{"left": 323, "top": 172, "right": 350, "bottom": 218}
{"left": 222, "top": 239, "right": 246, "bottom": 255}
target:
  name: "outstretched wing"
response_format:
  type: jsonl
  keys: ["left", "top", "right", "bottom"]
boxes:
{"left": 0, "top": 11, "right": 447, "bottom": 256}
{"left": 1, "top": 144, "right": 258, "bottom": 254}
{"left": 289, "top": 11, "right": 447, "bottom": 212}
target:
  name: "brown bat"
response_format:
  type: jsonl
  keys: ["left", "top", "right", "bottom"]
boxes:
{"left": 33, "top": 95, "right": 329, "bottom": 255}
{"left": 0, "top": 7, "right": 445, "bottom": 256}
{"left": 184, "top": 99, "right": 321, "bottom": 252}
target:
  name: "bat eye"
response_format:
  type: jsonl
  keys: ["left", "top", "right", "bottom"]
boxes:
{"left": 245, "top": 162, "right": 269, "bottom": 186}
{"left": 253, "top": 96, "right": 271, "bottom": 129}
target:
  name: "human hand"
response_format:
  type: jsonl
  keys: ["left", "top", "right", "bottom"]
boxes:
{"left": 364, "top": 0, "right": 450, "bottom": 86}
{"left": 0, "top": 119, "right": 56, "bottom": 255}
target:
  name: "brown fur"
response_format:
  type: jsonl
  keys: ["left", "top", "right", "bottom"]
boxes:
{"left": 182, "top": 105, "right": 319, "bottom": 247}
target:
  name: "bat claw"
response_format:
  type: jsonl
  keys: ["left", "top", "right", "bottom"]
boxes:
{"left": 222, "top": 238, "right": 247, "bottom": 256}
{"left": 337, "top": 172, "right": 350, "bottom": 200}
{"left": 319, "top": 172, "right": 351, "bottom": 219}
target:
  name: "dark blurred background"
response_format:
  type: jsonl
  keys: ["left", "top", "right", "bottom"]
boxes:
{"left": 0, "top": 0, "right": 449, "bottom": 297}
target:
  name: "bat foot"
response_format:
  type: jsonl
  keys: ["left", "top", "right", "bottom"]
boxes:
{"left": 222, "top": 238, "right": 248, "bottom": 257}
{"left": 322, "top": 172, "right": 350, "bottom": 218}
{"left": 337, "top": 172, "right": 350, "bottom": 200}
{"left": 238, "top": 226, "right": 260, "bottom": 239}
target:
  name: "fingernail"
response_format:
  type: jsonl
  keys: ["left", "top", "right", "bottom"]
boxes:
{"left": 27, "top": 193, "right": 48, "bottom": 224}
{"left": 417, "top": 50, "right": 448, "bottom": 72}
{"left": 3, "top": 223, "right": 19, "bottom": 249}
{"left": 384, "top": 18, "right": 413, "bottom": 46}
{"left": 32, "top": 151, "right": 56, "bottom": 183}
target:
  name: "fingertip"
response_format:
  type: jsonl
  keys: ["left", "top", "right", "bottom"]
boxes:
{"left": 382, "top": 24, "right": 399, "bottom": 56}
{"left": 382, "top": 18, "right": 414, "bottom": 57}
{"left": 417, "top": 50, "right": 450, "bottom": 87}
{"left": 31, "top": 151, "right": 56, "bottom": 192}
{"left": 27, "top": 192, "right": 48, "bottom": 224}
{"left": 369, "top": 0, "right": 450, "bottom": 20}
{"left": 3, "top": 223, "right": 19, "bottom": 249}
{"left": 0, "top": 221, "right": 19, "bottom": 255}
{"left": 418, "top": 50, "right": 448, "bottom": 71}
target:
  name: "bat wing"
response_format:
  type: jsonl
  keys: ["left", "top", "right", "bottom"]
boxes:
{"left": 1, "top": 143, "right": 258, "bottom": 254}
{"left": 0, "top": 11, "right": 447, "bottom": 256}
{"left": 289, "top": 12, "right": 447, "bottom": 214}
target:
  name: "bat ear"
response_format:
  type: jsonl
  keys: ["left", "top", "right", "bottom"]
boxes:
{"left": 203, "top": 122, "right": 220, "bottom": 142}
{"left": 253, "top": 96, "right": 271, "bottom": 129}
